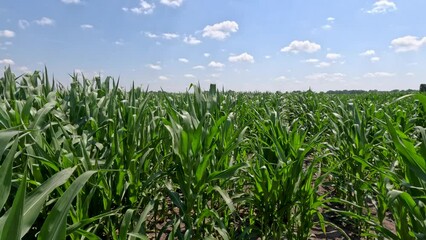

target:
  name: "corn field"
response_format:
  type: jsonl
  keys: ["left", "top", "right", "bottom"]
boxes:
{"left": 1, "top": 68, "right": 425, "bottom": 239}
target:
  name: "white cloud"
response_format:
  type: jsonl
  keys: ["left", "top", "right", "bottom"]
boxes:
{"left": 204, "top": 53, "right": 210, "bottom": 57}
{"left": 183, "top": 35, "right": 201, "bottom": 45}
{"left": 0, "top": 30, "right": 15, "bottom": 38}
{"left": 281, "top": 40, "right": 321, "bottom": 53}
{"left": 370, "top": 57, "right": 380, "bottom": 62}
{"left": 0, "top": 59, "right": 15, "bottom": 65}
{"left": 17, "top": 66, "right": 31, "bottom": 73}
{"left": 264, "top": 55, "right": 271, "bottom": 59}
{"left": 61, "top": 0, "right": 81, "bottom": 4}
{"left": 144, "top": 32, "right": 158, "bottom": 38}
{"left": 326, "top": 53, "right": 342, "bottom": 60}
{"left": 18, "top": 20, "right": 30, "bottom": 29}
{"left": 184, "top": 74, "right": 195, "bottom": 78}
{"left": 160, "top": 0, "right": 183, "bottom": 7}
{"left": 360, "top": 49, "right": 376, "bottom": 56}
{"left": 327, "top": 17, "right": 335, "bottom": 22}
{"left": 210, "top": 73, "right": 221, "bottom": 78}
{"left": 178, "top": 58, "right": 189, "bottom": 63}
{"left": 228, "top": 52, "right": 254, "bottom": 63}
{"left": 321, "top": 25, "right": 332, "bottom": 30}
{"left": 275, "top": 76, "right": 287, "bottom": 81}
{"left": 363, "top": 72, "right": 395, "bottom": 78}
{"left": 306, "top": 73, "right": 346, "bottom": 82}
{"left": 147, "top": 64, "right": 161, "bottom": 70}
{"left": 115, "top": 39, "right": 124, "bottom": 45}
{"left": 80, "top": 24, "right": 93, "bottom": 30}
{"left": 391, "top": 35, "right": 426, "bottom": 52}
{"left": 367, "top": 0, "right": 397, "bottom": 14}
{"left": 303, "top": 58, "right": 319, "bottom": 63}
{"left": 406, "top": 72, "right": 415, "bottom": 77}
{"left": 4, "top": 41, "right": 12, "bottom": 46}
{"left": 315, "top": 62, "right": 331, "bottom": 68}
{"left": 126, "top": 0, "right": 155, "bottom": 15}
{"left": 192, "top": 65, "right": 205, "bottom": 70}
{"left": 162, "top": 33, "right": 179, "bottom": 39}
{"left": 208, "top": 61, "right": 225, "bottom": 68}
{"left": 158, "top": 75, "right": 169, "bottom": 80}
{"left": 202, "top": 21, "right": 239, "bottom": 40}
{"left": 35, "top": 17, "right": 55, "bottom": 26}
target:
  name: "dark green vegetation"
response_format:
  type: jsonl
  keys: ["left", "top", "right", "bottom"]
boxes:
{"left": 1, "top": 68, "right": 426, "bottom": 239}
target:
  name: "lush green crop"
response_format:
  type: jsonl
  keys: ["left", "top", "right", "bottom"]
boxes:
{"left": 0, "top": 67, "right": 425, "bottom": 239}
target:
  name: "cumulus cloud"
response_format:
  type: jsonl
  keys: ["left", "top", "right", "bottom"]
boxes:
{"left": 360, "top": 50, "right": 376, "bottom": 56}
{"left": 160, "top": 0, "right": 183, "bottom": 7}
{"left": 183, "top": 35, "right": 201, "bottom": 45}
{"left": 303, "top": 58, "right": 319, "bottom": 63}
{"left": 0, "top": 58, "right": 15, "bottom": 65}
{"left": 184, "top": 74, "right": 196, "bottom": 78}
{"left": 178, "top": 58, "right": 189, "bottom": 63}
{"left": 321, "top": 25, "right": 332, "bottom": 30}
{"left": 158, "top": 75, "right": 169, "bottom": 80}
{"left": 363, "top": 72, "right": 395, "bottom": 78}
{"left": 0, "top": 59, "right": 15, "bottom": 65}
{"left": 80, "top": 24, "right": 93, "bottom": 30}
{"left": 144, "top": 32, "right": 158, "bottom": 38}
{"left": 281, "top": 40, "right": 321, "bottom": 53}
{"left": 192, "top": 65, "right": 205, "bottom": 70}
{"left": 305, "top": 73, "right": 346, "bottom": 82}
{"left": 208, "top": 61, "right": 225, "bottom": 68}
{"left": 18, "top": 20, "right": 30, "bottom": 29}
{"left": 326, "top": 53, "right": 342, "bottom": 60}
{"left": 275, "top": 76, "right": 288, "bottom": 81}
{"left": 124, "top": 1, "right": 155, "bottom": 15}
{"left": 204, "top": 53, "right": 210, "bottom": 57}
{"left": 17, "top": 66, "right": 31, "bottom": 73}
{"left": 0, "top": 30, "right": 15, "bottom": 38}
{"left": 61, "top": 0, "right": 81, "bottom": 4}
{"left": 162, "top": 33, "right": 179, "bottom": 39}
{"left": 367, "top": 0, "right": 397, "bottom": 14}
{"left": 370, "top": 57, "right": 380, "bottom": 62}
{"left": 115, "top": 39, "right": 124, "bottom": 45}
{"left": 202, "top": 21, "right": 239, "bottom": 40}
{"left": 390, "top": 35, "right": 426, "bottom": 52}
{"left": 228, "top": 52, "right": 254, "bottom": 63}
{"left": 315, "top": 62, "right": 331, "bottom": 68}
{"left": 35, "top": 17, "right": 55, "bottom": 26}
{"left": 321, "top": 17, "right": 335, "bottom": 30}
{"left": 147, "top": 64, "right": 162, "bottom": 70}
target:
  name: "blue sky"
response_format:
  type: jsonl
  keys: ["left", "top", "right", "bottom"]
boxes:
{"left": 1, "top": 0, "right": 426, "bottom": 92}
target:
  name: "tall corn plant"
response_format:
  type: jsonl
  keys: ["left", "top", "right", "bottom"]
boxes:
{"left": 162, "top": 84, "right": 247, "bottom": 239}
{"left": 385, "top": 94, "right": 426, "bottom": 239}
{"left": 247, "top": 110, "right": 323, "bottom": 239}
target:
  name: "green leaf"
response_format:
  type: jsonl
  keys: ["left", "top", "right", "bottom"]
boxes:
{"left": 207, "top": 163, "right": 247, "bottom": 182}
{"left": 38, "top": 170, "right": 97, "bottom": 240}
{"left": 0, "top": 138, "right": 19, "bottom": 210}
{"left": 127, "top": 233, "right": 148, "bottom": 240}
{"left": 0, "top": 167, "right": 76, "bottom": 238}
{"left": 1, "top": 166, "right": 26, "bottom": 240}
{"left": 120, "top": 209, "right": 135, "bottom": 240}
{"left": 29, "top": 101, "right": 55, "bottom": 129}
{"left": 130, "top": 200, "right": 155, "bottom": 239}
{"left": 213, "top": 186, "right": 235, "bottom": 213}
{"left": 0, "top": 129, "right": 20, "bottom": 160}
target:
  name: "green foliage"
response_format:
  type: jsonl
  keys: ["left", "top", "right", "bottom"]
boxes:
{"left": 0, "top": 67, "right": 425, "bottom": 239}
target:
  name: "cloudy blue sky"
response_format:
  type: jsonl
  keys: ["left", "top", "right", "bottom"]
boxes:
{"left": 1, "top": 0, "right": 426, "bottom": 91}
